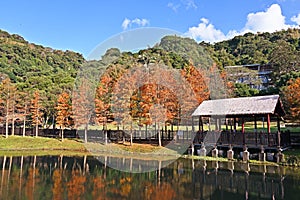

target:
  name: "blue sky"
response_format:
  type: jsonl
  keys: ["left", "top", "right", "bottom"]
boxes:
{"left": 1, "top": 0, "right": 300, "bottom": 59}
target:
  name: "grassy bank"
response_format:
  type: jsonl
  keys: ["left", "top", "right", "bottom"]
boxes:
{"left": 0, "top": 136, "right": 180, "bottom": 158}
{"left": 1, "top": 136, "right": 300, "bottom": 166}
{"left": 0, "top": 136, "right": 87, "bottom": 151}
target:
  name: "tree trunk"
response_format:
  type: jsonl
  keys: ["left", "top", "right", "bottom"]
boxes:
{"left": 22, "top": 118, "right": 26, "bottom": 137}
{"left": 158, "top": 123, "right": 162, "bottom": 147}
{"left": 5, "top": 117, "right": 9, "bottom": 138}
{"left": 35, "top": 123, "right": 38, "bottom": 137}
{"left": 12, "top": 118, "right": 15, "bottom": 136}
{"left": 61, "top": 128, "right": 64, "bottom": 142}
{"left": 84, "top": 123, "right": 88, "bottom": 143}
{"left": 130, "top": 121, "right": 133, "bottom": 146}
{"left": 122, "top": 123, "right": 125, "bottom": 144}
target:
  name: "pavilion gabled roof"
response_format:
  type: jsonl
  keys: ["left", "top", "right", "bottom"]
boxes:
{"left": 192, "top": 95, "right": 285, "bottom": 117}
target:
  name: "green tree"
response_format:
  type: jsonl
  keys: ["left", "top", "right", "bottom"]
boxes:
{"left": 233, "top": 83, "right": 259, "bottom": 97}
{"left": 269, "top": 40, "right": 300, "bottom": 76}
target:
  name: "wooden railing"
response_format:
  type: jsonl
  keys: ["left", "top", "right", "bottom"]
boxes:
{"left": 0, "top": 127, "right": 77, "bottom": 138}
{"left": 193, "top": 130, "right": 291, "bottom": 147}
{"left": 0, "top": 126, "right": 291, "bottom": 147}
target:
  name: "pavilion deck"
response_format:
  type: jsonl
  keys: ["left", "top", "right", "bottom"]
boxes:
{"left": 193, "top": 130, "right": 291, "bottom": 150}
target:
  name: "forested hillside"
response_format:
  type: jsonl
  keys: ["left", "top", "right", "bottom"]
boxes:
{"left": 203, "top": 28, "right": 300, "bottom": 70}
{"left": 1, "top": 27, "right": 300, "bottom": 136}
{"left": 0, "top": 29, "right": 85, "bottom": 133}
{"left": 0, "top": 30, "right": 85, "bottom": 92}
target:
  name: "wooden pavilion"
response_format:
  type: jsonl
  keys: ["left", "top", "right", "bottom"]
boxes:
{"left": 191, "top": 95, "right": 290, "bottom": 151}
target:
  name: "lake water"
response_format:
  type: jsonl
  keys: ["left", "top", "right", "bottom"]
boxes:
{"left": 0, "top": 155, "right": 299, "bottom": 200}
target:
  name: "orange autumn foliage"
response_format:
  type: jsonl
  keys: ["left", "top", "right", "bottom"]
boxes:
{"left": 95, "top": 63, "right": 211, "bottom": 127}
{"left": 144, "top": 182, "right": 176, "bottom": 200}
{"left": 56, "top": 92, "right": 72, "bottom": 129}
{"left": 95, "top": 75, "right": 113, "bottom": 125}
{"left": 66, "top": 170, "right": 86, "bottom": 200}
{"left": 92, "top": 177, "right": 106, "bottom": 200}
{"left": 181, "top": 65, "right": 210, "bottom": 104}
{"left": 130, "top": 83, "right": 179, "bottom": 125}
{"left": 284, "top": 77, "right": 300, "bottom": 119}
{"left": 52, "top": 169, "right": 64, "bottom": 200}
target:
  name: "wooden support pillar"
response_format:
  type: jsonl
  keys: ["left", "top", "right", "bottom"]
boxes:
{"left": 277, "top": 116, "right": 281, "bottom": 148}
{"left": 254, "top": 116, "right": 258, "bottom": 145}
{"left": 277, "top": 116, "right": 281, "bottom": 132}
{"left": 215, "top": 117, "right": 218, "bottom": 131}
{"left": 191, "top": 117, "right": 195, "bottom": 145}
{"left": 267, "top": 114, "right": 271, "bottom": 134}
{"left": 192, "top": 117, "right": 194, "bottom": 132}
{"left": 242, "top": 117, "right": 245, "bottom": 134}
{"left": 199, "top": 116, "right": 201, "bottom": 132}
{"left": 225, "top": 118, "right": 228, "bottom": 131}
{"left": 233, "top": 118, "right": 237, "bottom": 132}
{"left": 200, "top": 117, "right": 203, "bottom": 132}
{"left": 267, "top": 114, "right": 271, "bottom": 146}
{"left": 242, "top": 117, "right": 245, "bottom": 145}
{"left": 277, "top": 116, "right": 284, "bottom": 162}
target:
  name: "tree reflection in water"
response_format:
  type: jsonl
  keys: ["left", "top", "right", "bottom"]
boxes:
{"left": 0, "top": 155, "right": 300, "bottom": 200}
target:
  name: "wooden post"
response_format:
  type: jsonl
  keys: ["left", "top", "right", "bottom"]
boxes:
{"left": 277, "top": 116, "right": 281, "bottom": 148}
{"left": 225, "top": 119, "right": 228, "bottom": 131}
{"left": 198, "top": 116, "right": 200, "bottom": 131}
{"left": 192, "top": 117, "right": 195, "bottom": 132}
{"left": 185, "top": 126, "right": 188, "bottom": 141}
{"left": 192, "top": 117, "right": 195, "bottom": 144}
{"left": 200, "top": 117, "right": 203, "bottom": 132}
{"left": 267, "top": 114, "right": 271, "bottom": 146}
{"left": 254, "top": 116, "right": 257, "bottom": 130}
{"left": 242, "top": 117, "right": 245, "bottom": 145}
{"left": 171, "top": 124, "right": 174, "bottom": 140}
{"left": 199, "top": 116, "right": 202, "bottom": 132}
{"left": 254, "top": 116, "right": 258, "bottom": 145}
{"left": 276, "top": 115, "right": 284, "bottom": 163}
{"left": 233, "top": 118, "right": 237, "bottom": 132}
{"left": 267, "top": 114, "right": 271, "bottom": 134}
{"left": 242, "top": 117, "right": 245, "bottom": 133}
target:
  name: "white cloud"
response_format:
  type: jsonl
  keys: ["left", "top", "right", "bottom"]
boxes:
{"left": 186, "top": 18, "right": 227, "bottom": 43}
{"left": 182, "top": 0, "right": 197, "bottom": 10}
{"left": 242, "top": 4, "right": 288, "bottom": 33}
{"left": 167, "top": 2, "right": 180, "bottom": 12}
{"left": 121, "top": 18, "right": 150, "bottom": 30}
{"left": 291, "top": 13, "right": 300, "bottom": 25}
{"left": 122, "top": 18, "right": 131, "bottom": 30}
{"left": 186, "top": 4, "right": 294, "bottom": 43}
{"left": 168, "top": 0, "right": 197, "bottom": 12}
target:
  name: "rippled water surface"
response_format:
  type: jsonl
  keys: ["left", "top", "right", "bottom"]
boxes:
{"left": 0, "top": 155, "right": 299, "bottom": 200}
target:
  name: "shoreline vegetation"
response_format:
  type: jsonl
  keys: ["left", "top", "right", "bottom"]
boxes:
{"left": 1, "top": 136, "right": 299, "bottom": 167}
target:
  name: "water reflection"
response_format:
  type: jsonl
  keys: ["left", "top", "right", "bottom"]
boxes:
{"left": 0, "top": 155, "right": 299, "bottom": 200}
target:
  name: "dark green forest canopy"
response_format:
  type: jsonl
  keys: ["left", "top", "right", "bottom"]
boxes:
{"left": 0, "top": 29, "right": 85, "bottom": 93}
{"left": 202, "top": 28, "right": 300, "bottom": 72}
{"left": 1, "top": 28, "right": 300, "bottom": 124}
{"left": 1, "top": 28, "right": 300, "bottom": 97}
